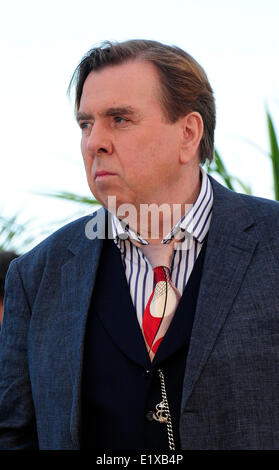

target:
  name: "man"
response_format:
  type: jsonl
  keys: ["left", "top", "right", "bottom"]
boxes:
{"left": 0, "top": 250, "right": 18, "bottom": 326}
{"left": 0, "top": 39, "right": 279, "bottom": 451}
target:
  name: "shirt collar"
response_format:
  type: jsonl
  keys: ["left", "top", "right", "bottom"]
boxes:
{"left": 111, "top": 167, "right": 213, "bottom": 245}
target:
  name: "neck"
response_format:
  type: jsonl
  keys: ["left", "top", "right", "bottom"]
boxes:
{"left": 127, "top": 166, "right": 201, "bottom": 244}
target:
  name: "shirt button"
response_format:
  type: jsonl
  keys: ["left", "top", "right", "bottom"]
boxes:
{"left": 145, "top": 411, "right": 154, "bottom": 422}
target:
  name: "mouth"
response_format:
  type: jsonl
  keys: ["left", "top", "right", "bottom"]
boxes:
{"left": 95, "top": 170, "right": 117, "bottom": 180}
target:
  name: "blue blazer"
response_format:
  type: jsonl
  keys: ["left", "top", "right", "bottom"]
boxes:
{"left": 1, "top": 176, "right": 279, "bottom": 450}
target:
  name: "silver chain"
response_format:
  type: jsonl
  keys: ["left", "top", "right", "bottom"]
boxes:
{"left": 152, "top": 368, "right": 175, "bottom": 451}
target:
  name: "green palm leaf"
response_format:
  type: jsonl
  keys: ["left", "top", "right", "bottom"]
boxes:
{"left": 266, "top": 109, "right": 279, "bottom": 201}
{"left": 206, "top": 149, "right": 251, "bottom": 194}
{"left": 41, "top": 191, "right": 99, "bottom": 206}
{"left": 0, "top": 214, "right": 34, "bottom": 253}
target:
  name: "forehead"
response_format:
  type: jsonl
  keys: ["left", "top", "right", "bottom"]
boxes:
{"left": 79, "top": 60, "right": 162, "bottom": 112}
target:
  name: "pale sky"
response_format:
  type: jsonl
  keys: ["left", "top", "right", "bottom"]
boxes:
{"left": 1, "top": 0, "right": 279, "bottom": 250}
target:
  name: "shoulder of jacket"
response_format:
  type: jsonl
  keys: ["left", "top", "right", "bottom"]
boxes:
{"left": 13, "top": 209, "right": 104, "bottom": 275}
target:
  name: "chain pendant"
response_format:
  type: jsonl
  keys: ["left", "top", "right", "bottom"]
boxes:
{"left": 153, "top": 400, "right": 169, "bottom": 423}
{"left": 152, "top": 368, "right": 176, "bottom": 451}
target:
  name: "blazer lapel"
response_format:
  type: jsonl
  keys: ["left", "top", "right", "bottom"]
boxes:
{"left": 180, "top": 178, "right": 260, "bottom": 412}
{"left": 61, "top": 209, "right": 105, "bottom": 448}
{"left": 94, "top": 239, "right": 151, "bottom": 368}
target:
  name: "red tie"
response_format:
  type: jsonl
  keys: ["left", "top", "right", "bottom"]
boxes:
{"left": 142, "top": 266, "right": 181, "bottom": 361}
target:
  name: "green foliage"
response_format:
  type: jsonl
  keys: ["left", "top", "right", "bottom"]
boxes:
{"left": 205, "top": 149, "right": 252, "bottom": 195}
{"left": 266, "top": 109, "right": 279, "bottom": 201}
{"left": 0, "top": 214, "right": 34, "bottom": 253}
{"left": 206, "top": 109, "right": 279, "bottom": 201}
{"left": 42, "top": 191, "right": 99, "bottom": 206}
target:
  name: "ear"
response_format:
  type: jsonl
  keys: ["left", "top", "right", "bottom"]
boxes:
{"left": 179, "top": 112, "right": 204, "bottom": 164}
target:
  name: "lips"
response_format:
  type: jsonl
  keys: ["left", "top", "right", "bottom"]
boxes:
{"left": 95, "top": 170, "right": 116, "bottom": 178}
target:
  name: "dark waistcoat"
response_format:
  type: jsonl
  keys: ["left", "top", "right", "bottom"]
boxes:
{"left": 81, "top": 238, "right": 207, "bottom": 451}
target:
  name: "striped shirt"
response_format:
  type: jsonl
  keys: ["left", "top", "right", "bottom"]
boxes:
{"left": 110, "top": 167, "right": 213, "bottom": 327}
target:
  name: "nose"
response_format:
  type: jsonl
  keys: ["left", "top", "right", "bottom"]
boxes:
{"left": 85, "top": 124, "right": 113, "bottom": 156}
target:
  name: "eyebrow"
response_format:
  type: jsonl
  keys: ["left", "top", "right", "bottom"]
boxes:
{"left": 75, "top": 106, "right": 140, "bottom": 123}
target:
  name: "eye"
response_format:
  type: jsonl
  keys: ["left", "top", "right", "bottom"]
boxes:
{"left": 114, "top": 116, "right": 128, "bottom": 124}
{"left": 79, "top": 122, "right": 90, "bottom": 130}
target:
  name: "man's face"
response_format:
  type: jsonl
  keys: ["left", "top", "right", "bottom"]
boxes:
{"left": 77, "top": 60, "right": 183, "bottom": 211}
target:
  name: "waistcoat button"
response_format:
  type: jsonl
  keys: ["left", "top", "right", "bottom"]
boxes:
{"left": 144, "top": 369, "right": 151, "bottom": 378}
{"left": 145, "top": 411, "right": 154, "bottom": 422}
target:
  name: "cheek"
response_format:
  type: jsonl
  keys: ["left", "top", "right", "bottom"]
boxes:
{"left": 82, "top": 157, "right": 90, "bottom": 178}
{"left": 122, "top": 132, "right": 158, "bottom": 168}
{"left": 82, "top": 157, "right": 97, "bottom": 195}
{"left": 81, "top": 146, "right": 93, "bottom": 175}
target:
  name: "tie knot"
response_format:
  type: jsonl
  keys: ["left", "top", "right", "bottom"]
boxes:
{"left": 153, "top": 266, "right": 170, "bottom": 284}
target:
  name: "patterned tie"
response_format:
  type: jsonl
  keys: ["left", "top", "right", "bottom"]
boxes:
{"left": 142, "top": 266, "right": 181, "bottom": 361}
